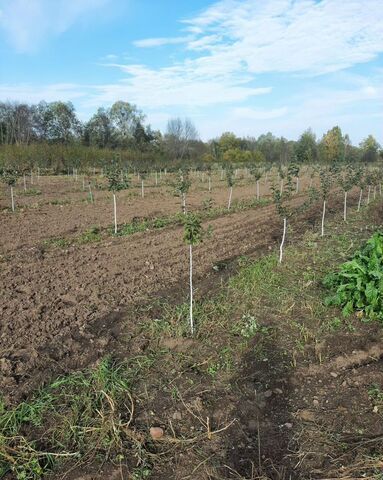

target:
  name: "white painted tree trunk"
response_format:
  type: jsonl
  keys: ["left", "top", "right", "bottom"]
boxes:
{"left": 37, "top": 167, "right": 40, "bottom": 183}
{"left": 256, "top": 180, "right": 260, "bottom": 200}
{"left": 279, "top": 217, "right": 287, "bottom": 263}
{"left": 280, "top": 179, "right": 284, "bottom": 195}
{"left": 367, "top": 185, "right": 371, "bottom": 204}
{"left": 208, "top": 176, "right": 211, "bottom": 192}
{"left": 23, "top": 174, "right": 27, "bottom": 192}
{"left": 189, "top": 244, "right": 194, "bottom": 335}
{"left": 141, "top": 180, "right": 144, "bottom": 198}
{"left": 343, "top": 191, "right": 347, "bottom": 221}
{"left": 373, "top": 186, "right": 376, "bottom": 200}
{"left": 227, "top": 186, "right": 233, "bottom": 210}
{"left": 357, "top": 189, "right": 363, "bottom": 212}
{"left": 321, "top": 199, "right": 326, "bottom": 237}
{"left": 82, "top": 177, "right": 85, "bottom": 191}
{"left": 296, "top": 176, "right": 299, "bottom": 193}
{"left": 113, "top": 193, "right": 117, "bottom": 234}
{"left": 221, "top": 169, "right": 224, "bottom": 180}
{"left": 30, "top": 170, "right": 34, "bottom": 185}
{"left": 88, "top": 184, "right": 94, "bottom": 203}
{"left": 155, "top": 171, "right": 158, "bottom": 186}
{"left": 10, "top": 186, "right": 15, "bottom": 212}
{"left": 182, "top": 193, "right": 186, "bottom": 214}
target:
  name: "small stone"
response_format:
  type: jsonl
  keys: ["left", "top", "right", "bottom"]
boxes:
{"left": 264, "top": 390, "right": 273, "bottom": 398}
{"left": 341, "top": 380, "right": 347, "bottom": 387}
{"left": 274, "top": 388, "right": 283, "bottom": 395}
{"left": 330, "top": 372, "right": 338, "bottom": 378}
{"left": 284, "top": 422, "right": 293, "bottom": 429}
{"left": 313, "top": 399, "right": 319, "bottom": 407}
{"left": 373, "top": 405, "right": 379, "bottom": 414}
{"left": 172, "top": 411, "right": 182, "bottom": 420}
{"left": 150, "top": 427, "right": 164, "bottom": 440}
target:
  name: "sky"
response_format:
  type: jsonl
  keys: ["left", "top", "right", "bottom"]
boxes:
{"left": 0, "top": 0, "right": 382, "bottom": 144}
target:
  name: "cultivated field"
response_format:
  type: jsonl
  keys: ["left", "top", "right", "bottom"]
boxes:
{"left": 0, "top": 166, "right": 382, "bottom": 479}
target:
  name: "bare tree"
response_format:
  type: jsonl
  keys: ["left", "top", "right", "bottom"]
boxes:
{"left": 165, "top": 117, "right": 198, "bottom": 160}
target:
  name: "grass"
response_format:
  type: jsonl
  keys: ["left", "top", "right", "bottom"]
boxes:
{"left": 3, "top": 198, "right": 383, "bottom": 479}
{"left": 0, "top": 357, "right": 155, "bottom": 479}
{"left": 41, "top": 197, "right": 271, "bottom": 249}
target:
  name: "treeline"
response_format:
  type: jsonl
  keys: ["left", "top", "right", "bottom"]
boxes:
{"left": 0, "top": 100, "right": 381, "bottom": 171}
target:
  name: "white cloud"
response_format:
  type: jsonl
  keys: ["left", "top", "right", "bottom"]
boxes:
{"left": 133, "top": 36, "right": 191, "bottom": 48}
{"left": 0, "top": 83, "right": 87, "bottom": 103}
{"left": 92, "top": 62, "right": 271, "bottom": 108}
{"left": 232, "top": 106, "right": 288, "bottom": 120}
{"left": 0, "top": 0, "right": 110, "bottom": 53}
{"left": 181, "top": 0, "right": 383, "bottom": 75}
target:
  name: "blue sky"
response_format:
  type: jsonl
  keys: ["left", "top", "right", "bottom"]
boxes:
{"left": 0, "top": 0, "right": 382, "bottom": 144}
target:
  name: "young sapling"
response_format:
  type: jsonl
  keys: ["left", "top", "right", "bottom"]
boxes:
{"left": 1, "top": 168, "right": 19, "bottom": 212}
{"left": 183, "top": 212, "right": 204, "bottom": 335}
{"left": 225, "top": 163, "right": 234, "bottom": 210}
{"left": 106, "top": 163, "right": 129, "bottom": 234}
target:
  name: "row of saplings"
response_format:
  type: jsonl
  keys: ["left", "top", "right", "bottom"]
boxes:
{"left": 1, "top": 162, "right": 382, "bottom": 334}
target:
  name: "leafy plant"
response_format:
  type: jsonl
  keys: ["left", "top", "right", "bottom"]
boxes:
{"left": 323, "top": 232, "right": 383, "bottom": 322}
{"left": 1, "top": 167, "right": 19, "bottom": 212}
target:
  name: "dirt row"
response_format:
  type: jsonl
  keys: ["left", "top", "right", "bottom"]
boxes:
{"left": 0, "top": 187, "right": 356, "bottom": 403}
{"left": 0, "top": 174, "right": 316, "bottom": 252}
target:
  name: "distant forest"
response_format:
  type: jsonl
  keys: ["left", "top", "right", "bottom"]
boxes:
{"left": 0, "top": 100, "right": 381, "bottom": 171}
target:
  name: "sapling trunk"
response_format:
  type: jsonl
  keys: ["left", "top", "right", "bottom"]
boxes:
{"left": 280, "top": 179, "right": 283, "bottom": 195}
{"left": 208, "top": 176, "right": 211, "bottom": 192}
{"left": 367, "top": 185, "right": 371, "bottom": 204}
{"left": 82, "top": 177, "right": 85, "bottom": 191}
{"left": 309, "top": 177, "right": 313, "bottom": 188}
{"left": 380, "top": 184, "right": 382, "bottom": 196}
{"left": 88, "top": 183, "right": 94, "bottom": 204}
{"left": 220, "top": 169, "right": 224, "bottom": 180}
{"left": 296, "top": 176, "right": 299, "bottom": 193}
{"left": 189, "top": 244, "right": 194, "bottom": 335}
{"left": 227, "top": 186, "right": 233, "bottom": 210}
{"left": 10, "top": 186, "right": 15, "bottom": 212}
{"left": 155, "top": 171, "right": 158, "bottom": 186}
{"left": 182, "top": 193, "right": 186, "bottom": 214}
{"left": 23, "top": 174, "right": 27, "bottom": 192}
{"left": 30, "top": 170, "right": 33, "bottom": 185}
{"left": 373, "top": 186, "right": 376, "bottom": 200}
{"left": 279, "top": 217, "right": 287, "bottom": 263}
{"left": 37, "top": 167, "right": 40, "bottom": 183}
{"left": 141, "top": 179, "right": 144, "bottom": 198}
{"left": 343, "top": 190, "right": 348, "bottom": 221}
{"left": 357, "top": 189, "right": 363, "bottom": 212}
{"left": 113, "top": 193, "right": 117, "bottom": 234}
{"left": 343, "top": 191, "right": 348, "bottom": 221}
{"left": 321, "top": 199, "right": 326, "bottom": 237}
{"left": 256, "top": 180, "right": 260, "bottom": 200}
